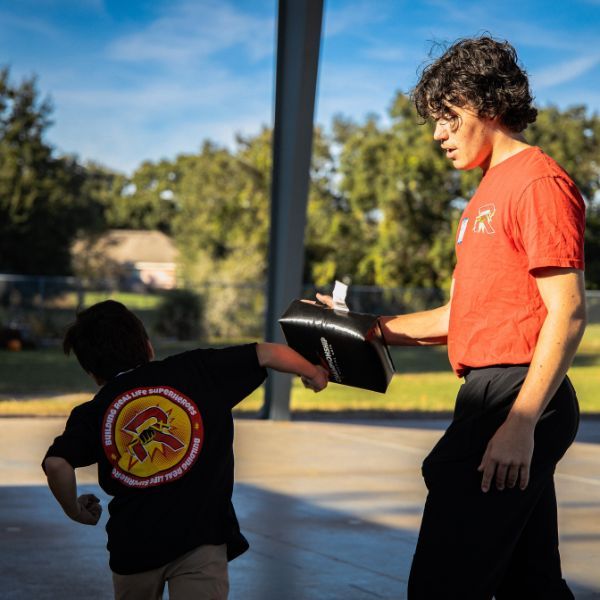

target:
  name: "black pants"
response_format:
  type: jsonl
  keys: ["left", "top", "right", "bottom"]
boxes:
{"left": 407, "top": 366, "right": 579, "bottom": 600}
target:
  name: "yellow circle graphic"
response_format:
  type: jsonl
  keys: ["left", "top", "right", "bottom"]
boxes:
{"left": 115, "top": 396, "right": 191, "bottom": 477}
{"left": 103, "top": 386, "right": 204, "bottom": 488}
{"left": 113, "top": 394, "right": 192, "bottom": 478}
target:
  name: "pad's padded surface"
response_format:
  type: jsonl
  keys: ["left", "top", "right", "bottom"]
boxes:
{"left": 279, "top": 300, "right": 395, "bottom": 393}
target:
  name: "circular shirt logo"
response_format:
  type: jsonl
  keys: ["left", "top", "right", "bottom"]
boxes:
{"left": 102, "top": 386, "right": 203, "bottom": 488}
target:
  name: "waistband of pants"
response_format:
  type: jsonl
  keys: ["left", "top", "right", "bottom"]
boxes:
{"left": 463, "top": 364, "right": 529, "bottom": 383}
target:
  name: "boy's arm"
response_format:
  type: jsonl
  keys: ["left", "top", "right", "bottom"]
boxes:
{"left": 256, "top": 343, "right": 329, "bottom": 392}
{"left": 43, "top": 456, "right": 102, "bottom": 526}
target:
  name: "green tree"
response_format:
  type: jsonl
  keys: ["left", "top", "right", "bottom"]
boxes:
{"left": 105, "top": 159, "right": 179, "bottom": 233}
{"left": 304, "top": 126, "right": 367, "bottom": 287}
{"left": 170, "top": 134, "right": 271, "bottom": 337}
{"left": 0, "top": 69, "right": 105, "bottom": 274}
{"left": 585, "top": 210, "right": 600, "bottom": 290}
{"left": 330, "top": 99, "right": 600, "bottom": 293}
{"left": 527, "top": 105, "right": 600, "bottom": 288}
{"left": 527, "top": 105, "right": 600, "bottom": 201}
{"left": 335, "top": 94, "right": 459, "bottom": 292}
{"left": 173, "top": 136, "right": 269, "bottom": 281}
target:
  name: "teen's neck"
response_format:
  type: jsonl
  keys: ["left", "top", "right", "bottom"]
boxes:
{"left": 483, "top": 132, "right": 530, "bottom": 173}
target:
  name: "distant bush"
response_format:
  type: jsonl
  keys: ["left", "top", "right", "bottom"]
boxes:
{"left": 154, "top": 289, "right": 204, "bottom": 341}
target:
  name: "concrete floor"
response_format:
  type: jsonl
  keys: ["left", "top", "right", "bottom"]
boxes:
{"left": 1, "top": 417, "right": 599, "bottom": 599}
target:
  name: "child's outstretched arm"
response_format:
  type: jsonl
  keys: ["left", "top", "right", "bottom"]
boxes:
{"left": 256, "top": 343, "right": 329, "bottom": 392}
{"left": 43, "top": 456, "right": 102, "bottom": 526}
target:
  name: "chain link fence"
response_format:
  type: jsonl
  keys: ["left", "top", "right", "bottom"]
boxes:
{"left": 0, "top": 274, "right": 598, "bottom": 348}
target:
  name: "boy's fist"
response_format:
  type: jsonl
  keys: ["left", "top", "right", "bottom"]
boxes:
{"left": 71, "top": 494, "right": 102, "bottom": 526}
{"left": 301, "top": 365, "right": 329, "bottom": 392}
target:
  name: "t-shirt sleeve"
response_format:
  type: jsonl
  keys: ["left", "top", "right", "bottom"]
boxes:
{"left": 190, "top": 343, "right": 268, "bottom": 408}
{"left": 515, "top": 175, "right": 585, "bottom": 272}
{"left": 43, "top": 403, "right": 98, "bottom": 470}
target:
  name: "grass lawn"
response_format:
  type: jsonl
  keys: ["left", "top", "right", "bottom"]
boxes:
{"left": 54, "top": 290, "right": 164, "bottom": 310}
{"left": 1, "top": 325, "right": 598, "bottom": 416}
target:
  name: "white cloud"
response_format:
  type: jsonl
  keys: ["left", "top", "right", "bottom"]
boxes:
{"left": 532, "top": 54, "right": 600, "bottom": 89}
{"left": 107, "top": 0, "right": 275, "bottom": 67}
{"left": 49, "top": 64, "right": 274, "bottom": 172}
{"left": 33, "top": 0, "right": 279, "bottom": 171}
{"left": 420, "top": 0, "right": 598, "bottom": 53}
{"left": 53, "top": 71, "right": 250, "bottom": 113}
{"left": 79, "top": 0, "right": 105, "bottom": 11}
{"left": 0, "top": 10, "right": 61, "bottom": 39}
{"left": 316, "top": 61, "right": 413, "bottom": 129}
{"left": 53, "top": 106, "right": 272, "bottom": 174}
{"left": 323, "top": 0, "right": 390, "bottom": 37}
{"left": 498, "top": 21, "right": 595, "bottom": 53}
{"left": 362, "top": 46, "right": 407, "bottom": 62}
{"left": 12, "top": 0, "right": 599, "bottom": 174}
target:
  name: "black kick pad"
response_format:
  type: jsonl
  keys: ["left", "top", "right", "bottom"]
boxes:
{"left": 279, "top": 300, "right": 395, "bottom": 393}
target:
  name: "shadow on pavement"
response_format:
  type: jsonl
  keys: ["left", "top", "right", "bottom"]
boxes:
{"left": 1, "top": 481, "right": 598, "bottom": 599}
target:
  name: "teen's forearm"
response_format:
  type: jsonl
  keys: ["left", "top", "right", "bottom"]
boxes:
{"left": 256, "top": 343, "right": 319, "bottom": 378}
{"left": 44, "top": 456, "right": 80, "bottom": 519}
{"left": 379, "top": 303, "right": 451, "bottom": 346}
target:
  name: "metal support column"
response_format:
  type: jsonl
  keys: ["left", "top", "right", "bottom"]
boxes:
{"left": 262, "top": 0, "right": 324, "bottom": 420}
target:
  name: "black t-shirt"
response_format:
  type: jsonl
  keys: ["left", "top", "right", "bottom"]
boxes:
{"left": 44, "top": 344, "right": 267, "bottom": 575}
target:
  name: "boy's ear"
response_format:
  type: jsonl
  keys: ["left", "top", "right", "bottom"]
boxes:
{"left": 147, "top": 340, "right": 155, "bottom": 361}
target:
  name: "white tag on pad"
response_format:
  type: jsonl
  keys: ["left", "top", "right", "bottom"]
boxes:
{"left": 332, "top": 280, "right": 349, "bottom": 312}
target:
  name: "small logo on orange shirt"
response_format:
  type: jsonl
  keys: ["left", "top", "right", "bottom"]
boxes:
{"left": 473, "top": 204, "right": 496, "bottom": 234}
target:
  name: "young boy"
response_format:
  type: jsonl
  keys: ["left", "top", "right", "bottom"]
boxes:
{"left": 43, "top": 300, "right": 328, "bottom": 600}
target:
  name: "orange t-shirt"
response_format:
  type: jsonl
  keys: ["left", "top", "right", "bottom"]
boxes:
{"left": 448, "top": 146, "right": 585, "bottom": 377}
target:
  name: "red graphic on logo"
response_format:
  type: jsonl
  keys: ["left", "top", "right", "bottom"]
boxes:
{"left": 123, "top": 406, "right": 185, "bottom": 462}
{"left": 102, "top": 386, "right": 203, "bottom": 488}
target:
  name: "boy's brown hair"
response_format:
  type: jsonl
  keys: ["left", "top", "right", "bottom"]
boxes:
{"left": 63, "top": 300, "right": 151, "bottom": 381}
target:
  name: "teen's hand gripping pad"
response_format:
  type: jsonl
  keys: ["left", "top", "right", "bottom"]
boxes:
{"left": 279, "top": 300, "right": 395, "bottom": 393}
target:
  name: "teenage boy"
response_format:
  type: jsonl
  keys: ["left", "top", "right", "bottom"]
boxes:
{"left": 319, "top": 36, "right": 586, "bottom": 599}
{"left": 43, "top": 300, "right": 328, "bottom": 600}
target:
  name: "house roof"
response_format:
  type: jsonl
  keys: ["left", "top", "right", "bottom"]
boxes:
{"left": 74, "top": 230, "right": 178, "bottom": 264}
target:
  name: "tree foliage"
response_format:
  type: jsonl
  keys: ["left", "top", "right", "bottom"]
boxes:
{"left": 3, "top": 67, "right": 600, "bottom": 296}
{"left": 171, "top": 134, "right": 271, "bottom": 337}
{"left": 526, "top": 105, "right": 600, "bottom": 289}
{"left": 303, "top": 126, "right": 366, "bottom": 286}
{"left": 0, "top": 69, "right": 106, "bottom": 274}
{"left": 526, "top": 105, "right": 600, "bottom": 201}
{"left": 334, "top": 95, "right": 461, "bottom": 290}
{"left": 104, "top": 159, "right": 177, "bottom": 233}
{"left": 172, "top": 134, "right": 270, "bottom": 280}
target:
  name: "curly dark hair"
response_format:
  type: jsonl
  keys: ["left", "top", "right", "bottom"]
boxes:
{"left": 412, "top": 36, "right": 537, "bottom": 132}
{"left": 64, "top": 300, "right": 151, "bottom": 381}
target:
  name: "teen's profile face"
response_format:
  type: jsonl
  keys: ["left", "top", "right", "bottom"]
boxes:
{"left": 433, "top": 105, "right": 496, "bottom": 171}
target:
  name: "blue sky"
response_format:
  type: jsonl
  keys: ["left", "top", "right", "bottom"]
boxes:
{"left": 1, "top": 0, "right": 599, "bottom": 173}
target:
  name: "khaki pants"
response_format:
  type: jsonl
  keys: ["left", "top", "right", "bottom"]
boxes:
{"left": 113, "top": 544, "right": 229, "bottom": 600}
